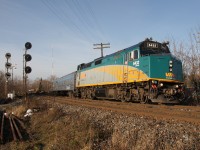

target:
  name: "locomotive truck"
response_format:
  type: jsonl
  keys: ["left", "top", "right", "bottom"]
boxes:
{"left": 53, "top": 38, "right": 184, "bottom": 104}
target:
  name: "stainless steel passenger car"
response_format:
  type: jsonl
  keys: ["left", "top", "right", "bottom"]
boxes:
{"left": 52, "top": 71, "right": 76, "bottom": 96}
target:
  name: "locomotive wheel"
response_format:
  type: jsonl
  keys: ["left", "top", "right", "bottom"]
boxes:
{"left": 121, "top": 97, "right": 126, "bottom": 102}
{"left": 124, "top": 93, "right": 131, "bottom": 102}
{"left": 140, "top": 96, "right": 149, "bottom": 104}
{"left": 81, "top": 91, "right": 86, "bottom": 99}
{"left": 91, "top": 92, "right": 96, "bottom": 100}
{"left": 86, "top": 90, "right": 92, "bottom": 99}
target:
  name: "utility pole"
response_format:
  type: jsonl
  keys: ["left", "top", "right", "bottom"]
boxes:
{"left": 93, "top": 43, "right": 110, "bottom": 57}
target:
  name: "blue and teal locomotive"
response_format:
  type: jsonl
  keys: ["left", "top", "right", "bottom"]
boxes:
{"left": 53, "top": 38, "right": 184, "bottom": 104}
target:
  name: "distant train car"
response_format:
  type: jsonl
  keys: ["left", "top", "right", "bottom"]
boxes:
{"left": 52, "top": 71, "right": 76, "bottom": 97}
{"left": 75, "top": 38, "right": 184, "bottom": 103}
{"left": 53, "top": 38, "right": 184, "bottom": 104}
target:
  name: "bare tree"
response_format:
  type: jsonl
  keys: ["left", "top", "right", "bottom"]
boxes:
{"left": 29, "top": 75, "right": 57, "bottom": 93}
{"left": 169, "top": 28, "right": 200, "bottom": 104}
{"left": 0, "top": 71, "right": 6, "bottom": 99}
{"left": 13, "top": 76, "right": 24, "bottom": 96}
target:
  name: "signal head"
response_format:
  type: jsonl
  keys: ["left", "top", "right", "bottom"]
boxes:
{"left": 25, "top": 66, "right": 32, "bottom": 74}
{"left": 25, "top": 54, "right": 32, "bottom": 62}
{"left": 5, "top": 72, "right": 11, "bottom": 78}
{"left": 25, "top": 42, "right": 32, "bottom": 50}
{"left": 5, "top": 62, "right": 12, "bottom": 68}
{"left": 5, "top": 53, "right": 11, "bottom": 59}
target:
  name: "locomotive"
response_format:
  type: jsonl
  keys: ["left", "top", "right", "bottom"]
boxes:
{"left": 53, "top": 38, "right": 184, "bottom": 104}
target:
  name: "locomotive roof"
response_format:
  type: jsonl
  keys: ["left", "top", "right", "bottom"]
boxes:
{"left": 102, "top": 41, "right": 142, "bottom": 59}
{"left": 80, "top": 39, "right": 169, "bottom": 67}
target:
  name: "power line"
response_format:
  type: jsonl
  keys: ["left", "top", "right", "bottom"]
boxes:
{"left": 93, "top": 43, "right": 110, "bottom": 57}
{"left": 63, "top": 0, "right": 96, "bottom": 41}
{"left": 41, "top": 0, "right": 93, "bottom": 42}
{"left": 85, "top": 0, "right": 105, "bottom": 40}
{"left": 67, "top": 0, "right": 105, "bottom": 42}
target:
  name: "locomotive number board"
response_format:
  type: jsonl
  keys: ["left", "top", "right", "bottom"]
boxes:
{"left": 146, "top": 42, "right": 159, "bottom": 48}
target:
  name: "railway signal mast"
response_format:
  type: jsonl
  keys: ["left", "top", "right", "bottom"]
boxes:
{"left": 23, "top": 42, "right": 32, "bottom": 107}
{"left": 93, "top": 43, "right": 110, "bottom": 57}
{"left": 5, "top": 53, "right": 12, "bottom": 98}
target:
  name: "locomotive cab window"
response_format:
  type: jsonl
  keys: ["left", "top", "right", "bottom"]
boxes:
{"left": 133, "top": 50, "right": 139, "bottom": 59}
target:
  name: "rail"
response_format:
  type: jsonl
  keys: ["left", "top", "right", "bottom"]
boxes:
{"left": 0, "top": 111, "right": 26, "bottom": 144}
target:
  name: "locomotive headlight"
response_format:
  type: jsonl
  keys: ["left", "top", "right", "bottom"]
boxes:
{"left": 175, "top": 85, "right": 179, "bottom": 88}
{"left": 160, "top": 83, "right": 163, "bottom": 87}
{"left": 152, "top": 80, "right": 158, "bottom": 84}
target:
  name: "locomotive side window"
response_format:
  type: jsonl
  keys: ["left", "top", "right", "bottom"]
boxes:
{"left": 129, "top": 52, "right": 133, "bottom": 61}
{"left": 125, "top": 53, "right": 128, "bottom": 62}
{"left": 85, "top": 62, "right": 92, "bottom": 68}
{"left": 126, "top": 50, "right": 138, "bottom": 62}
{"left": 134, "top": 50, "right": 138, "bottom": 59}
{"left": 124, "top": 53, "right": 128, "bottom": 64}
{"left": 95, "top": 59, "right": 102, "bottom": 65}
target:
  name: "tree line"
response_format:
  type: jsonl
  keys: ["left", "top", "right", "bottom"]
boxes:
{"left": 0, "top": 72, "right": 55, "bottom": 99}
{"left": 170, "top": 28, "right": 200, "bottom": 104}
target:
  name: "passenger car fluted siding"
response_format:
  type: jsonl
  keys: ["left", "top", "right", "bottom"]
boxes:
{"left": 53, "top": 71, "right": 76, "bottom": 92}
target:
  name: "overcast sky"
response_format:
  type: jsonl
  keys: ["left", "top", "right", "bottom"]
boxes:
{"left": 0, "top": 0, "right": 199, "bottom": 80}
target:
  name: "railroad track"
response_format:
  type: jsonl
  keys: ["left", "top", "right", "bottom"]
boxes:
{"left": 0, "top": 111, "right": 25, "bottom": 144}
{"left": 43, "top": 96, "right": 200, "bottom": 125}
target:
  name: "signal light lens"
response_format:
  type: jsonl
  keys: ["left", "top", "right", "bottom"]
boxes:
{"left": 5, "top": 62, "right": 12, "bottom": 68}
{"left": 5, "top": 53, "right": 11, "bottom": 59}
{"left": 25, "top": 66, "right": 32, "bottom": 74}
{"left": 25, "top": 54, "right": 32, "bottom": 62}
{"left": 25, "top": 42, "right": 32, "bottom": 50}
{"left": 5, "top": 72, "right": 11, "bottom": 78}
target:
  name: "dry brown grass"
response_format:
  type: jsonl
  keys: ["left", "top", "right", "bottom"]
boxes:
{"left": 24, "top": 103, "right": 110, "bottom": 150}
{"left": 1, "top": 98, "right": 199, "bottom": 150}
{"left": 11, "top": 105, "right": 27, "bottom": 117}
